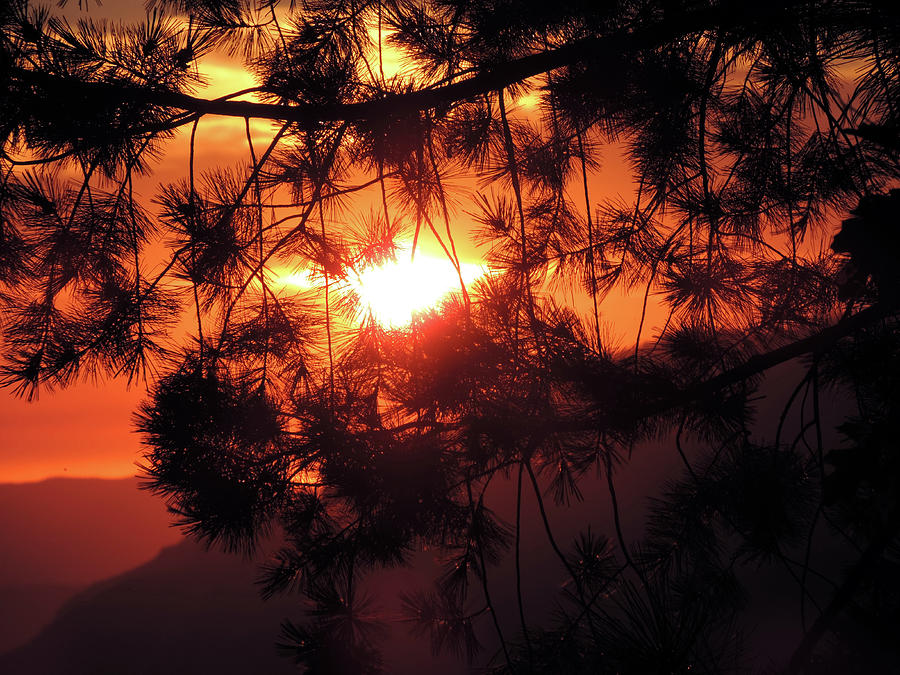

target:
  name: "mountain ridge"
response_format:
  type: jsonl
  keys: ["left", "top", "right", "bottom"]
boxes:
{"left": 0, "top": 476, "right": 180, "bottom": 654}
{"left": 0, "top": 537, "right": 301, "bottom": 675}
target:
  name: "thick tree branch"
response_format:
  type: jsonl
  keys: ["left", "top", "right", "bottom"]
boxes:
{"left": 8, "top": 3, "right": 823, "bottom": 127}
{"left": 682, "top": 303, "right": 894, "bottom": 404}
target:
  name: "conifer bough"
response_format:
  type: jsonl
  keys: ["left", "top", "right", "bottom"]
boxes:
{"left": 2, "top": 1, "right": 900, "bottom": 672}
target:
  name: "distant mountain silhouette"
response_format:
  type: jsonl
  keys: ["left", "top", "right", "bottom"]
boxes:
{"left": 0, "top": 538, "right": 302, "bottom": 674}
{"left": 0, "top": 477, "right": 181, "bottom": 654}
{"left": 0, "top": 477, "right": 468, "bottom": 673}
{"left": 0, "top": 584, "right": 79, "bottom": 656}
{"left": 0, "top": 536, "right": 477, "bottom": 675}
{"left": 0, "top": 477, "right": 180, "bottom": 587}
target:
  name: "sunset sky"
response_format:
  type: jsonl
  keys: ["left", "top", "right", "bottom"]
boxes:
{"left": 0, "top": 0, "right": 653, "bottom": 483}
{"left": 7, "top": 4, "right": 894, "bottom": 674}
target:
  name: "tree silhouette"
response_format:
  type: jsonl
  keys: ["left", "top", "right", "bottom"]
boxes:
{"left": 2, "top": 0, "right": 900, "bottom": 671}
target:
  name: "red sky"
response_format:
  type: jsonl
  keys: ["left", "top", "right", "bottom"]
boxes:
{"left": 0, "top": 0, "right": 656, "bottom": 483}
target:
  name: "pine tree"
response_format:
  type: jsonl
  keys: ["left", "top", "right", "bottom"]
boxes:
{"left": 2, "top": 1, "right": 900, "bottom": 671}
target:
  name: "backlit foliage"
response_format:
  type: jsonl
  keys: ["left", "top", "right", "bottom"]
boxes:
{"left": 3, "top": 1, "right": 900, "bottom": 672}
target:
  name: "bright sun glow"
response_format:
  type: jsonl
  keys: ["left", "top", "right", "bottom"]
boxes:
{"left": 350, "top": 251, "right": 485, "bottom": 328}
{"left": 279, "top": 246, "right": 487, "bottom": 329}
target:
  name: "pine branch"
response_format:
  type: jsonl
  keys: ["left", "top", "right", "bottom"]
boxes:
{"left": 7, "top": 3, "right": 822, "bottom": 128}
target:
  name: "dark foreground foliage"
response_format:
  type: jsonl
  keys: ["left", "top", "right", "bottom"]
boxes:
{"left": 3, "top": 0, "right": 900, "bottom": 672}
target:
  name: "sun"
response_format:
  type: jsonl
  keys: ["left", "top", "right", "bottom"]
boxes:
{"left": 277, "top": 245, "right": 486, "bottom": 329}
{"left": 348, "top": 248, "right": 485, "bottom": 328}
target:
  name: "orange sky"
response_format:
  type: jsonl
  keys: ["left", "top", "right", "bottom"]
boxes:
{"left": 0, "top": 0, "right": 658, "bottom": 483}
